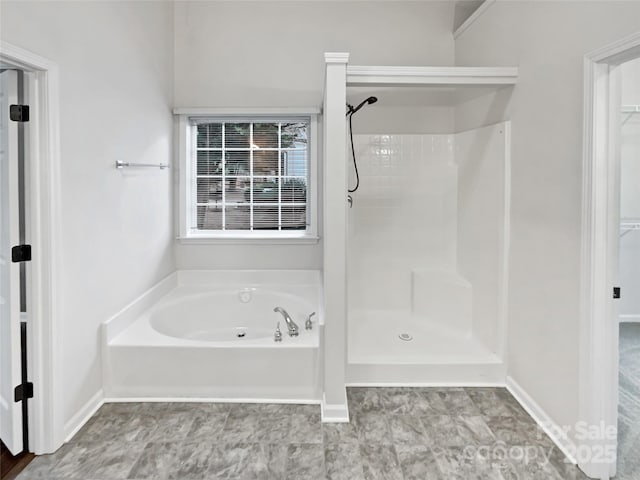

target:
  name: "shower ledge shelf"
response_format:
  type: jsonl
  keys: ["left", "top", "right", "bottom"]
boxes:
{"left": 346, "top": 66, "right": 518, "bottom": 87}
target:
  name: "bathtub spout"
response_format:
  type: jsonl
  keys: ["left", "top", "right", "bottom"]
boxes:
{"left": 273, "top": 307, "right": 299, "bottom": 337}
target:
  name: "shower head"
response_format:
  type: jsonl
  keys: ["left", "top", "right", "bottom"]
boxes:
{"left": 346, "top": 96, "right": 378, "bottom": 116}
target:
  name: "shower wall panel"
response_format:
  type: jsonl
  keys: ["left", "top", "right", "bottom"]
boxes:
{"left": 348, "top": 134, "right": 457, "bottom": 313}
{"left": 456, "top": 123, "right": 510, "bottom": 355}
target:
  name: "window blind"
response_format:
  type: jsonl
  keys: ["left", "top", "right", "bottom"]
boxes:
{"left": 192, "top": 118, "right": 310, "bottom": 233}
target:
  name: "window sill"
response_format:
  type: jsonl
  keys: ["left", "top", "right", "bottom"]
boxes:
{"left": 177, "top": 234, "right": 320, "bottom": 245}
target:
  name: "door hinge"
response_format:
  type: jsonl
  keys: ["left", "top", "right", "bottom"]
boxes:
{"left": 14, "top": 382, "right": 33, "bottom": 402}
{"left": 9, "top": 104, "right": 30, "bottom": 122}
{"left": 11, "top": 245, "right": 31, "bottom": 263}
{"left": 613, "top": 287, "right": 621, "bottom": 299}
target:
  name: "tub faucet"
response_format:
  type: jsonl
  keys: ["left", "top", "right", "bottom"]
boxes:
{"left": 273, "top": 307, "right": 299, "bottom": 337}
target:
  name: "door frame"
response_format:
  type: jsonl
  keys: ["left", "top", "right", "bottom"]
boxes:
{"left": 0, "top": 41, "right": 63, "bottom": 454}
{"left": 580, "top": 31, "right": 640, "bottom": 480}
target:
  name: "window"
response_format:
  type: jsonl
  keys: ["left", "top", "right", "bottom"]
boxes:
{"left": 177, "top": 112, "right": 317, "bottom": 242}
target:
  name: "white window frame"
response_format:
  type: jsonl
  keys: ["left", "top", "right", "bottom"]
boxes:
{"left": 175, "top": 108, "right": 319, "bottom": 244}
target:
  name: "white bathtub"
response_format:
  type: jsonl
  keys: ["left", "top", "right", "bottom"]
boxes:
{"left": 102, "top": 270, "right": 323, "bottom": 401}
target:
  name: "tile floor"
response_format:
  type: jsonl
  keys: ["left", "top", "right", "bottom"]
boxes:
{"left": 618, "top": 323, "right": 640, "bottom": 479}
{"left": 17, "top": 387, "right": 589, "bottom": 479}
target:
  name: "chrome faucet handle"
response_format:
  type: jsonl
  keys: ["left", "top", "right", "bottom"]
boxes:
{"left": 274, "top": 322, "right": 282, "bottom": 342}
{"left": 305, "top": 312, "right": 316, "bottom": 330}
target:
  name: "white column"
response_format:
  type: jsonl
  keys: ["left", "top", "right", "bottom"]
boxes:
{"left": 321, "top": 52, "right": 349, "bottom": 422}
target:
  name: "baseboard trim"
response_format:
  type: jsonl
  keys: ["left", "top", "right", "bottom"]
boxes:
{"left": 346, "top": 381, "right": 505, "bottom": 387}
{"left": 103, "top": 397, "right": 320, "bottom": 405}
{"left": 321, "top": 394, "right": 349, "bottom": 423}
{"left": 64, "top": 389, "right": 104, "bottom": 442}
{"left": 506, "top": 376, "right": 577, "bottom": 464}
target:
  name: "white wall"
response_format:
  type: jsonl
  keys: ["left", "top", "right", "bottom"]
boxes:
{"left": 173, "top": 1, "right": 456, "bottom": 270}
{"left": 0, "top": 1, "right": 175, "bottom": 429}
{"left": 620, "top": 58, "right": 640, "bottom": 319}
{"left": 455, "top": 0, "right": 640, "bottom": 441}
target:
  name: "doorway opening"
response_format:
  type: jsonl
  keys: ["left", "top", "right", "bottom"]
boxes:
{"left": 617, "top": 56, "right": 640, "bottom": 480}
{"left": 580, "top": 31, "right": 640, "bottom": 480}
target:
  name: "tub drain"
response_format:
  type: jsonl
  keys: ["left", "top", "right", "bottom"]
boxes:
{"left": 237, "top": 332, "right": 246, "bottom": 338}
{"left": 398, "top": 333, "right": 413, "bottom": 341}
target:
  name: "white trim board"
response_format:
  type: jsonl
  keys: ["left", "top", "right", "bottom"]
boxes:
{"left": 172, "top": 107, "right": 321, "bottom": 116}
{"left": 619, "top": 315, "right": 640, "bottom": 323}
{"left": 346, "top": 66, "right": 518, "bottom": 87}
{"left": 321, "top": 394, "right": 349, "bottom": 423}
{"left": 506, "top": 377, "right": 578, "bottom": 465}
{"left": 64, "top": 390, "right": 104, "bottom": 443}
{"left": 454, "top": 0, "right": 496, "bottom": 39}
{"left": 0, "top": 41, "right": 63, "bottom": 455}
{"left": 104, "top": 397, "right": 321, "bottom": 405}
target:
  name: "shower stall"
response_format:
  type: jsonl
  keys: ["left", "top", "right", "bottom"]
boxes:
{"left": 347, "top": 123, "right": 510, "bottom": 384}
{"left": 322, "top": 55, "right": 517, "bottom": 401}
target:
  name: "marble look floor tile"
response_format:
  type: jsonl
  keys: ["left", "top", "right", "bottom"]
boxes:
{"left": 388, "top": 415, "right": 428, "bottom": 445}
{"left": 465, "top": 388, "right": 517, "bottom": 417}
{"left": 395, "top": 444, "right": 442, "bottom": 480}
{"left": 325, "top": 443, "right": 365, "bottom": 480}
{"left": 415, "top": 389, "right": 450, "bottom": 415}
{"left": 285, "top": 443, "right": 326, "bottom": 480}
{"left": 434, "top": 389, "right": 481, "bottom": 416}
{"left": 127, "top": 442, "right": 181, "bottom": 479}
{"left": 145, "top": 411, "right": 196, "bottom": 442}
{"left": 186, "top": 413, "right": 228, "bottom": 440}
{"left": 500, "top": 455, "right": 564, "bottom": 480}
{"left": 220, "top": 410, "right": 262, "bottom": 443}
{"left": 259, "top": 414, "right": 293, "bottom": 443}
{"left": 544, "top": 446, "right": 590, "bottom": 480}
{"left": 14, "top": 443, "right": 74, "bottom": 480}
{"left": 226, "top": 403, "right": 290, "bottom": 416}
{"left": 216, "top": 443, "right": 288, "bottom": 480}
{"left": 288, "top": 413, "right": 322, "bottom": 444}
{"left": 52, "top": 440, "right": 146, "bottom": 479}
{"left": 483, "top": 416, "right": 532, "bottom": 445}
{"left": 432, "top": 446, "right": 504, "bottom": 480}
{"left": 96, "top": 402, "right": 146, "bottom": 417}
{"left": 34, "top": 390, "right": 566, "bottom": 480}
{"left": 50, "top": 442, "right": 113, "bottom": 479}
{"left": 72, "top": 413, "right": 133, "bottom": 443}
{"left": 453, "top": 415, "right": 496, "bottom": 446}
{"left": 379, "top": 387, "right": 435, "bottom": 415}
{"left": 92, "top": 441, "right": 148, "bottom": 479}
{"left": 160, "top": 402, "right": 228, "bottom": 415}
{"left": 422, "top": 415, "right": 470, "bottom": 447}
{"left": 347, "top": 388, "right": 384, "bottom": 414}
{"left": 359, "top": 444, "right": 403, "bottom": 480}
{"left": 167, "top": 440, "right": 217, "bottom": 479}
{"left": 252, "top": 443, "right": 289, "bottom": 479}
{"left": 494, "top": 390, "right": 533, "bottom": 420}
{"left": 286, "top": 403, "right": 320, "bottom": 416}
{"left": 323, "top": 422, "right": 359, "bottom": 445}
{"left": 353, "top": 413, "right": 393, "bottom": 445}
{"left": 205, "top": 443, "right": 250, "bottom": 479}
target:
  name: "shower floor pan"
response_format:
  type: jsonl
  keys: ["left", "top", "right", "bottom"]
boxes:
{"left": 347, "top": 309, "right": 505, "bottom": 385}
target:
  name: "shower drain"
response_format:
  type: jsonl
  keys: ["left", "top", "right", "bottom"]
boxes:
{"left": 236, "top": 332, "right": 246, "bottom": 338}
{"left": 398, "top": 333, "right": 413, "bottom": 341}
